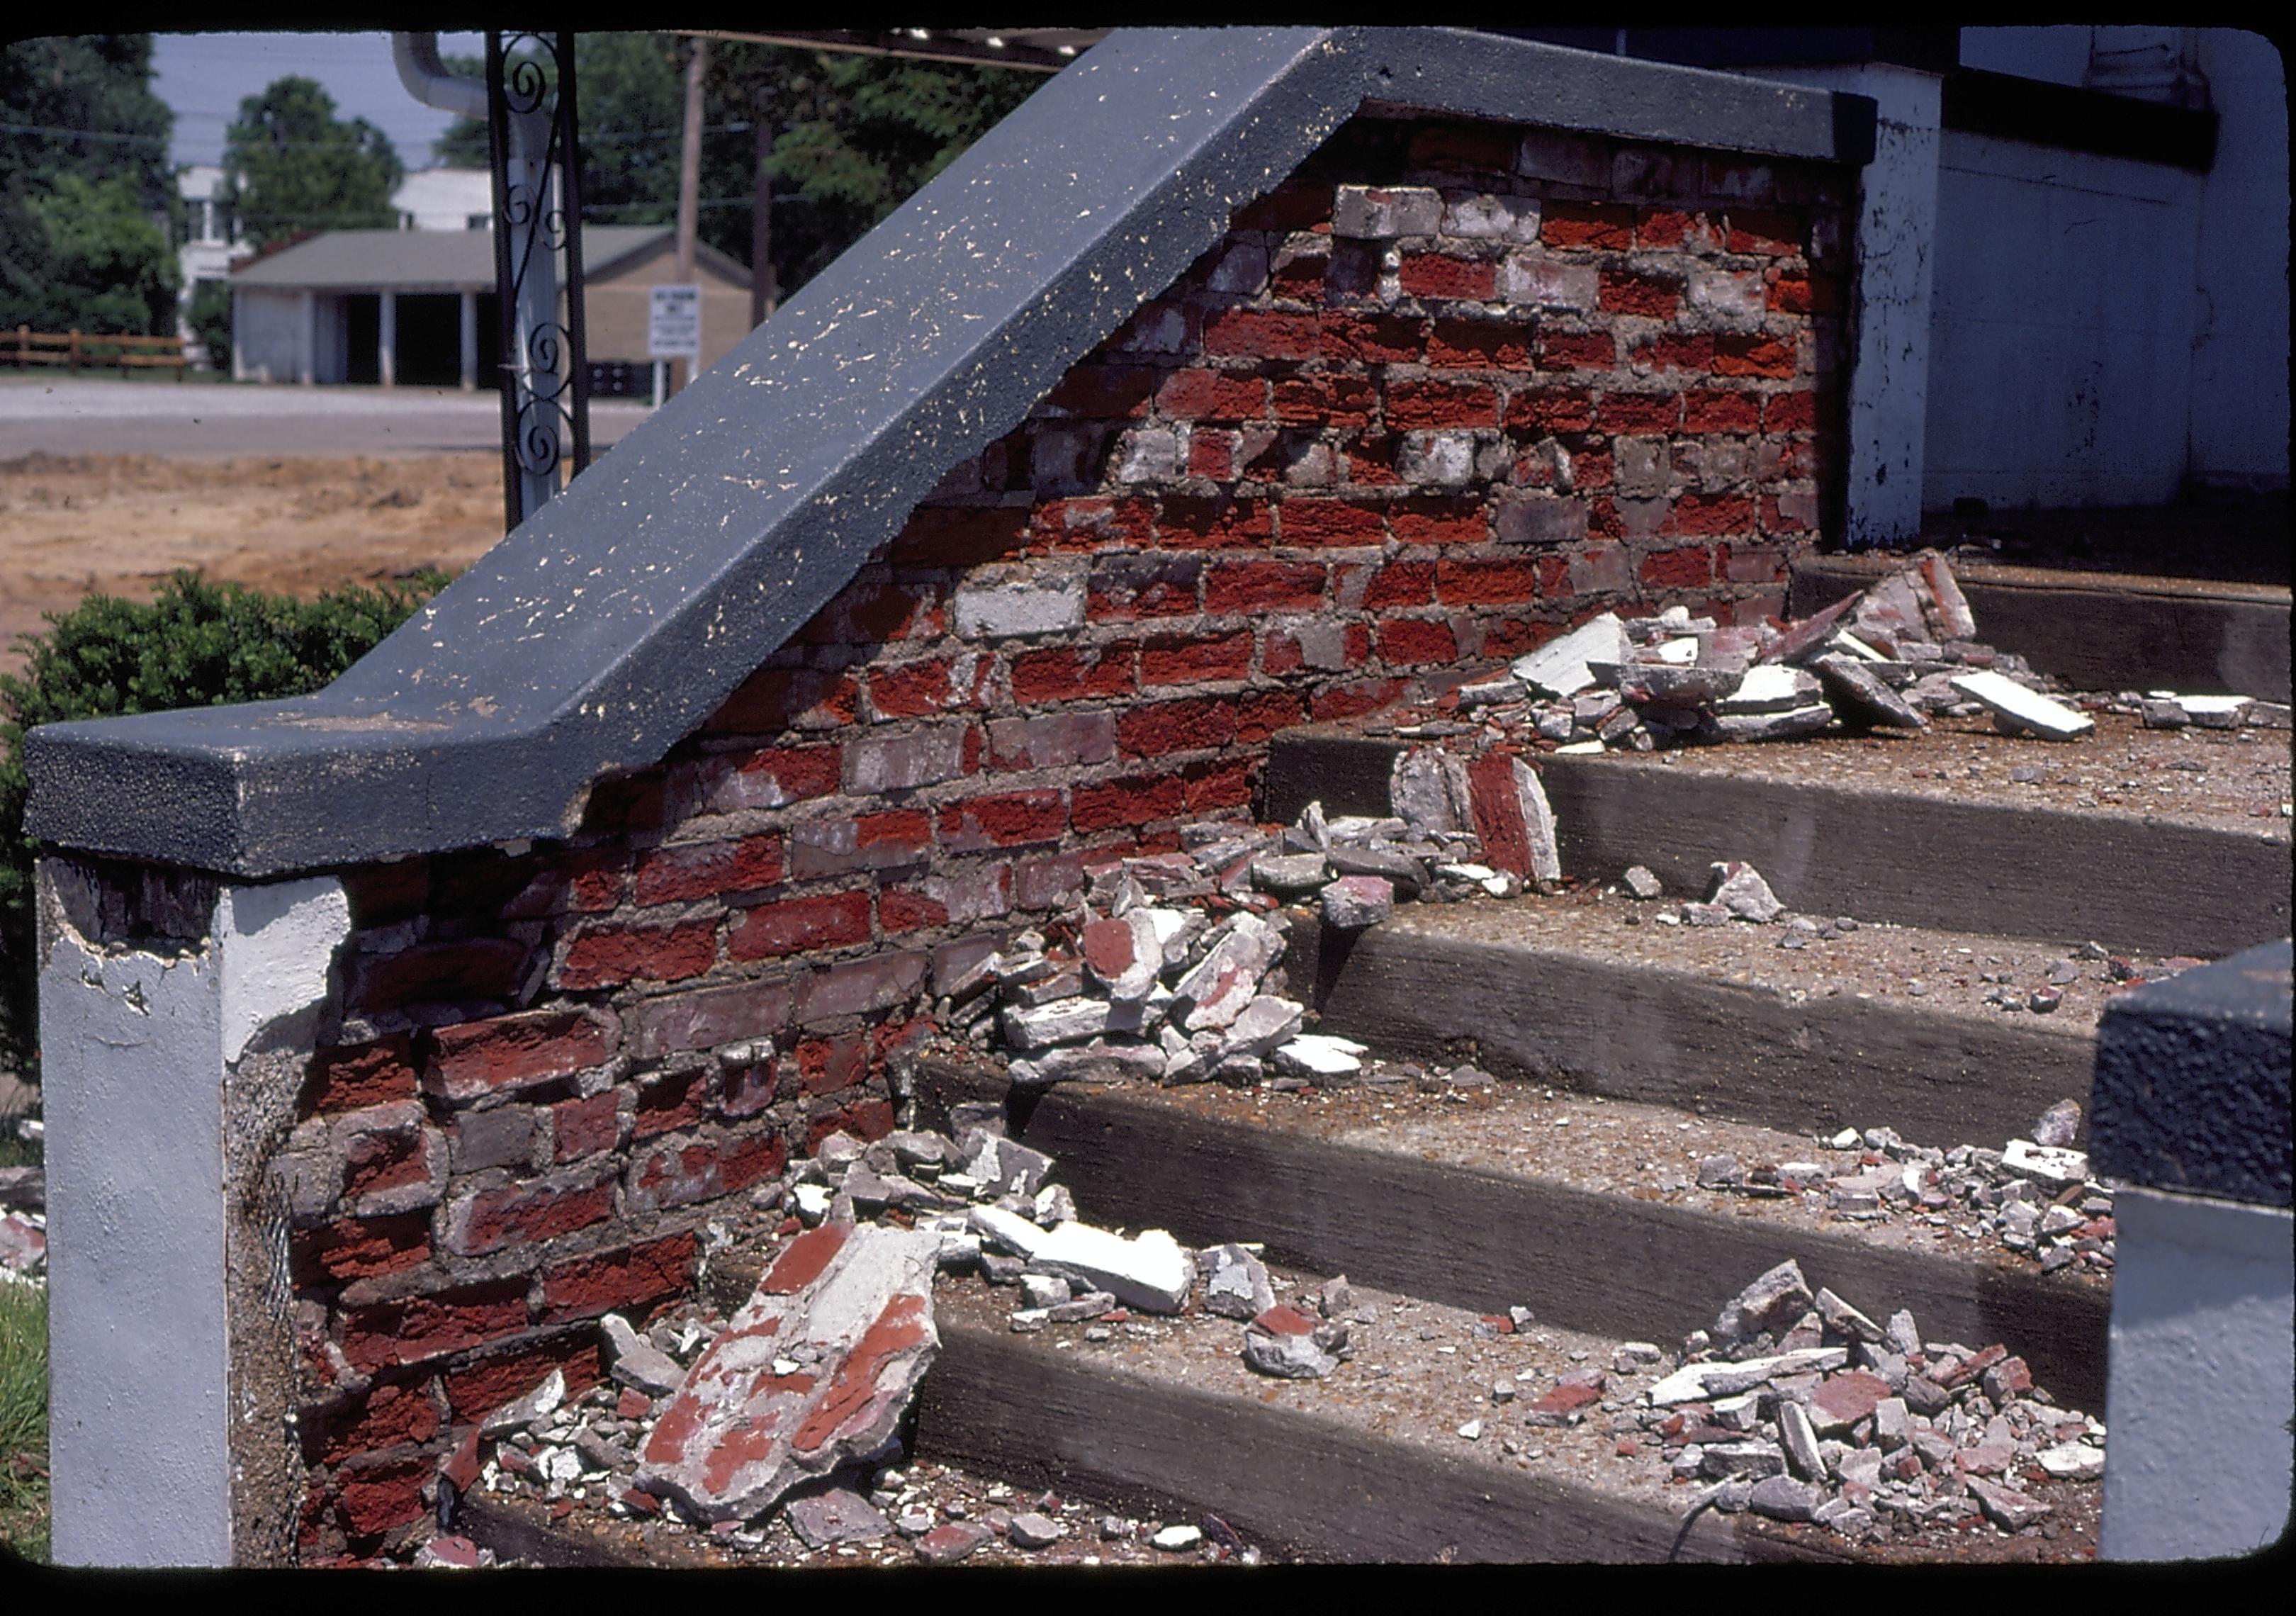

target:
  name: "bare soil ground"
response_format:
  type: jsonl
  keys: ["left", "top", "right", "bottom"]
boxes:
{"left": 0, "top": 454, "right": 507, "bottom": 680}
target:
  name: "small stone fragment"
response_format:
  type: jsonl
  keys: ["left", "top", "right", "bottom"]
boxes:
{"left": 913, "top": 1521, "right": 994, "bottom": 1564}
{"left": 2032, "top": 1099, "right": 2082, "bottom": 1149}
{"left": 1708, "top": 861, "right": 1784, "bottom": 923}
{"left": 1200, "top": 1243, "right": 1278, "bottom": 1320}
{"left": 1320, "top": 875, "right": 1395, "bottom": 930}
{"left": 1748, "top": 1474, "right": 1825, "bottom": 1522}
{"left": 1152, "top": 1523, "right": 1203, "bottom": 1552}
{"left": 1622, "top": 866, "right": 1663, "bottom": 900}
{"left": 1007, "top": 1510, "right": 1065, "bottom": 1549}
{"left": 784, "top": 1487, "right": 891, "bottom": 1548}
{"left": 601, "top": 1314, "right": 685, "bottom": 1397}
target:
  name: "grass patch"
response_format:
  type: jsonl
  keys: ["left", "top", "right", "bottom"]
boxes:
{"left": 0, "top": 1276, "right": 47, "bottom": 1563}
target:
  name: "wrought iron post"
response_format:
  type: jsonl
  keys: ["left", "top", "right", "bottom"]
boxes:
{"left": 485, "top": 31, "right": 592, "bottom": 532}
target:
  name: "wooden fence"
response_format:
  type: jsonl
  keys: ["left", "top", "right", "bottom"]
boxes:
{"left": 2, "top": 327, "right": 187, "bottom": 377}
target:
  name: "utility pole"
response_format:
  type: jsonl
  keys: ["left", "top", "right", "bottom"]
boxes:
{"left": 750, "top": 84, "right": 779, "bottom": 327}
{"left": 673, "top": 34, "right": 707, "bottom": 394}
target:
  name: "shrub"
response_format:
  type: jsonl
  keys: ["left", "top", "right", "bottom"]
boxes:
{"left": 0, "top": 570, "right": 448, "bottom": 1082}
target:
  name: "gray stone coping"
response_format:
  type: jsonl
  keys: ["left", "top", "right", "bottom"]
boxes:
{"left": 26, "top": 28, "right": 1873, "bottom": 879}
{"left": 2091, "top": 940, "right": 2293, "bottom": 1209}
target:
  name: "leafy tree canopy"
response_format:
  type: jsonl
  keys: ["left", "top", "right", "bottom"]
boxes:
{"left": 432, "top": 34, "right": 1042, "bottom": 300}
{"left": 224, "top": 74, "right": 404, "bottom": 247}
{"left": 0, "top": 34, "right": 174, "bottom": 206}
{"left": 0, "top": 173, "right": 179, "bottom": 334}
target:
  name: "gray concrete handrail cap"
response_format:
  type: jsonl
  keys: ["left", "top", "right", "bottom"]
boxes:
{"left": 25, "top": 27, "right": 1872, "bottom": 879}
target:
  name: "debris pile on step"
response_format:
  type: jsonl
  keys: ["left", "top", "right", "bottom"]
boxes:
{"left": 441, "top": 1101, "right": 1277, "bottom": 1564}
{"left": 2134, "top": 690, "right": 2292, "bottom": 731}
{"left": 1595, "top": 1258, "right": 2103, "bottom": 1539}
{"left": 0, "top": 1165, "right": 45, "bottom": 1286}
{"left": 1692, "top": 1099, "right": 2115, "bottom": 1276}
{"left": 948, "top": 773, "right": 1560, "bottom": 1091}
{"left": 1383, "top": 550, "right": 2139, "bottom": 751}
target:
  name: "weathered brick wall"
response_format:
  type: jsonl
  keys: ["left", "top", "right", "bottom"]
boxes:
{"left": 283, "top": 112, "right": 1849, "bottom": 1560}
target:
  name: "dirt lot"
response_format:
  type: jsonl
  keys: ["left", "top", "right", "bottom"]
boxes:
{"left": 0, "top": 453, "right": 508, "bottom": 679}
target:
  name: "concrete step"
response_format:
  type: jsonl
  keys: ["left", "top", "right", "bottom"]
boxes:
{"left": 1264, "top": 722, "right": 2292, "bottom": 958}
{"left": 915, "top": 1059, "right": 2112, "bottom": 1415}
{"left": 912, "top": 1261, "right": 1848, "bottom": 1563}
{"left": 1288, "top": 894, "right": 2114, "bottom": 1149}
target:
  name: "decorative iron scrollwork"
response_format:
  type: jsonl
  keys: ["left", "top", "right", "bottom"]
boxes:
{"left": 485, "top": 30, "right": 591, "bottom": 530}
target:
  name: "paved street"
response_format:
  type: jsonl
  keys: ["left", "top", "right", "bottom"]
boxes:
{"left": 0, "top": 378, "right": 654, "bottom": 459}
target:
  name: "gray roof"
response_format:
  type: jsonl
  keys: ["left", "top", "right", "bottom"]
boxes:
{"left": 230, "top": 225, "right": 750, "bottom": 291}
{"left": 28, "top": 28, "right": 1871, "bottom": 877}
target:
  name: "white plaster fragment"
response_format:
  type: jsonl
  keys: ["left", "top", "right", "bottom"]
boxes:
{"left": 217, "top": 878, "right": 350, "bottom": 1066}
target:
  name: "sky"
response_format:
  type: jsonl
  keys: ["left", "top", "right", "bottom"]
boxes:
{"left": 151, "top": 30, "right": 487, "bottom": 172}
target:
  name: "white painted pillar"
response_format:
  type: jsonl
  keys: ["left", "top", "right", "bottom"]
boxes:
{"left": 1749, "top": 64, "right": 1944, "bottom": 548}
{"left": 378, "top": 290, "right": 398, "bottom": 388}
{"left": 459, "top": 289, "right": 478, "bottom": 391}
{"left": 297, "top": 290, "right": 315, "bottom": 386}
{"left": 230, "top": 289, "right": 245, "bottom": 382}
{"left": 38, "top": 860, "right": 350, "bottom": 1566}
{"left": 2100, "top": 1183, "right": 2294, "bottom": 1561}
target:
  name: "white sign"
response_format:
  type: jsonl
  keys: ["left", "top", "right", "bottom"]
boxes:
{"left": 648, "top": 284, "right": 702, "bottom": 359}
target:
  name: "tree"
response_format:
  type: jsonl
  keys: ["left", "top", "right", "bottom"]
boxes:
{"left": 0, "top": 34, "right": 178, "bottom": 333}
{"left": 223, "top": 74, "right": 403, "bottom": 248}
{"left": 429, "top": 35, "right": 1044, "bottom": 301}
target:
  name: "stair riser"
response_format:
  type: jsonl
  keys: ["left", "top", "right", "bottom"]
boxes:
{"left": 925, "top": 1067, "right": 2111, "bottom": 1413}
{"left": 1316, "top": 926, "right": 2099, "bottom": 1148}
{"left": 915, "top": 1325, "right": 1818, "bottom": 1563}
{"left": 1265, "top": 735, "right": 2292, "bottom": 958}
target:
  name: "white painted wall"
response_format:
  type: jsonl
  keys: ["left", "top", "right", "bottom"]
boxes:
{"left": 2100, "top": 1183, "right": 2294, "bottom": 1561}
{"left": 1924, "top": 135, "right": 2201, "bottom": 510}
{"left": 2188, "top": 31, "right": 2290, "bottom": 492}
{"left": 230, "top": 287, "right": 302, "bottom": 384}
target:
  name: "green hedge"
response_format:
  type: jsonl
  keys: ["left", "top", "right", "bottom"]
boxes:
{"left": 0, "top": 570, "right": 448, "bottom": 1083}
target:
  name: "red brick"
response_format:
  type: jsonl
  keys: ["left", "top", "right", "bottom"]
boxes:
{"left": 349, "top": 937, "right": 531, "bottom": 1011}
{"left": 726, "top": 890, "right": 872, "bottom": 961}
{"left": 1721, "top": 543, "right": 1789, "bottom": 583}
{"left": 1713, "top": 333, "right": 1796, "bottom": 378}
{"left": 1504, "top": 387, "right": 1594, "bottom": 434}
{"left": 1596, "top": 392, "right": 1681, "bottom": 434}
{"left": 1597, "top": 269, "right": 1681, "bottom": 318}
{"left": 795, "top": 949, "right": 928, "bottom": 1024}
{"left": 937, "top": 789, "right": 1067, "bottom": 850}
{"left": 335, "top": 1454, "right": 432, "bottom": 1541}
{"left": 1426, "top": 318, "right": 1531, "bottom": 369}
{"left": 984, "top": 711, "right": 1117, "bottom": 771}
{"left": 1009, "top": 644, "right": 1137, "bottom": 703}
{"left": 1682, "top": 390, "right": 1762, "bottom": 434}
{"left": 797, "top": 582, "right": 937, "bottom": 647}
{"left": 1640, "top": 546, "right": 1715, "bottom": 589}
{"left": 889, "top": 504, "right": 1026, "bottom": 567}
{"left": 311, "top": 1381, "right": 439, "bottom": 1467}
{"left": 446, "top": 1174, "right": 616, "bottom": 1258}
{"left": 342, "top": 1279, "right": 531, "bottom": 1372}
{"left": 1232, "top": 180, "right": 1330, "bottom": 232}
{"left": 1542, "top": 201, "right": 1635, "bottom": 250}
{"left": 1672, "top": 491, "right": 1756, "bottom": 536}
{"left": 1188, "top": 431, "right": 1236, "bottom": 481}
{"left": 1157, "top": 369, "right": 1268, "bottom": 422}
{"left": 1387, "top": 498, "right": 1485, "bottom": 547}
{"left": 556, "top": 918, "right": 716, "bottom": 991}
{"left": 788, "top": 810, "right": 935, "bottom": 879}
{"left": 1234, "top": 689, "right": 1307, "bottom": 742}
{"left": 1344, "top": 435, "right": 1405, "bottom": 487}
{"left": 1407, "top": 123, "right": 1517, "bottom": 171}
{"left": 1398, "top": 254, "right": 1496, "bottom": 301}
{"left": 427, "top": 1009, "right": 616, "bottom": 1102}
{"left": 342, "top": 859, "right": 430, "bottom": 926}
{"left": 632, "top": 834, "right": 784, "bottom": 907}
{"left": 1635, "top": 207, "right": 1700, "bottom": 249}
{"left": 539, "top": 1233, "right": 697, "bottom": 1325}
{"left": 1271, "top": 374, "right": 1377, "bottom": 429}
{"left": 1203, "top": 308, "right": 1323, "bottom": 361}
{"left": 1310, "top": 678, "right": 1405, "bottom": 721}
{"left": 1270, "top": 249, "right": 1326, "bottom": 301}
{"left": 1142, "top": 629, "right": 1254, "bottom": 685}
{"left": 1183, "top": 758, "right": 1254, "bottom": 812}
{"left": 1029, "top": 495, "right": 1157, "bottom": 551}
{"left": 1042, "top": 364, "right": 1159, "bottom": 418}
{"left": 1764, "top": 391, "right": 1816, "bottom": 432}
{"left": 1725, "top": 208, "right": 1801, "bottom": 256}
{"left": 867, "top": 658, "right": 989, "bottom": 720}
{"left": 1385, "top": 379, "right": 1499, "bottom": 430}
{"left": 793, "top": 1033, "right": 868, "bottom": 1097}
{"left": 550, "top": 1090, "right": 621, "bottom": 1162}
{"left": 1278, "top": 498, "right": 1388, "bottom": 546}
{"left": 1377, "top": 617, "right": 1459, "bottom": 666}
{"left": 1631, "top": 332, "right": 1714, "bottom": 374}
{"left": 341, "top": 1128, "right": 429, "bottom": 1201}
{"left": 1118, "top": 695, "right": 1239, "bottom": 758}
{"left": 292, "top": 1213, "right": 432, "bottom": 1284}
{"left": 1535, "top": 330, "right": 1616, "bottom": 373}
{"left": 633, "top": 1070, "right": 707, "bottom": 1141}
{"left": 1319, "top": 313, "right": 1426, "bottom": 364}
{"left": 305, "top": 1036, "right": 420, "bottom": 1114}
{"left": 1466, "top": 751, "right": 1534, "bottom": 879}
{"left": 1761, "top": 493, "right": 1818, "bottom": 534}
{"left": 1205, "top": 561, "right": 1325, "bottom": 613}
{"left": 1157, "top": 497, "right": 1272, "bottom": 549}
{"left": 1071, "top": 772, "right": 1188, "bottom": 832}
{"left": 704, "top": 667, "right": 860, "bottom": 733}
{"left": 1434, "top": 557, "right": 1544, "bottom": 605}
{"left": 1359, "top": 559, "right": 1437, "bottom": 607}
{"left": 442, "top": 1338, "right": 604, "bottom": 1424}
{"left": 1766, "top": 273, "right": 1813, "bottom": 314}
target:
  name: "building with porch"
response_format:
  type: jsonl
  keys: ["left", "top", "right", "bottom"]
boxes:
{"left": 225, "top": 225, "right": 753, "bottom": 388}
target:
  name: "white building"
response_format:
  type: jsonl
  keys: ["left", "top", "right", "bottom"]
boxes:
{"left": 176, "top": 167, "right": 497, "bottom": 366}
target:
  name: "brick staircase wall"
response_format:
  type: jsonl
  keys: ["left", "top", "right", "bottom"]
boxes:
{"left": 281, "top": 111, "right": 1850, "bottom": 1561}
